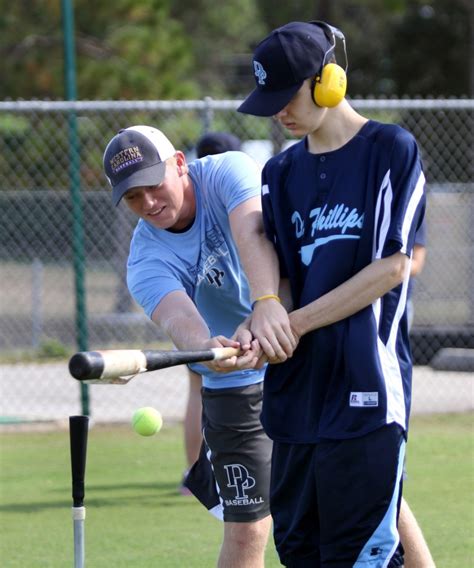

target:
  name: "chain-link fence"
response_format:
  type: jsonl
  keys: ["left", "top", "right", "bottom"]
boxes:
{"left": 0, "top": 98, "right": 473, "bottom": 422}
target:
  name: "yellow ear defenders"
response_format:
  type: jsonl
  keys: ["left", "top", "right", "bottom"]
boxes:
{"left": 310, "top": 21, "right": 348, "bottom": 108}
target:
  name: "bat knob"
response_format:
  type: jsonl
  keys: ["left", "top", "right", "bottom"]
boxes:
{"left": 69, "top": 352, "right": 104, "bottom": 381}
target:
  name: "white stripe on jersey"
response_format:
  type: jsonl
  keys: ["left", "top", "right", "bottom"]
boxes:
{"left": 372, "top": 169, "right": 393, "bottom": 325}
{"left": 373, "top": 170, "right": 393, "bottom": 261}
{"left": 371, "top": 168, "right": 425, "bottom": 428}
{"left": 371, "top": 170, "right": 401, "bottom": 425}
{"left": 384, "top": 169, "right": 425, "bottom": 425}
{"left": 400, "top": 171, "right": 425, "bottom": 254}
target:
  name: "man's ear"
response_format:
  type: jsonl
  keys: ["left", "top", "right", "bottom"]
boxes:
{"left": 175, "top": 151, "right": 188, "bottom": 176}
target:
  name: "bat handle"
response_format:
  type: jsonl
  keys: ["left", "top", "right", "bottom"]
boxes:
{"left": 211, "top": 347, "right": 241, "bottom": 360}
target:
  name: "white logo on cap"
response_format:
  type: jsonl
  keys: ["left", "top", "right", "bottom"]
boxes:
{"left": 253, "top": 61, "right": 267, "bottom": 85}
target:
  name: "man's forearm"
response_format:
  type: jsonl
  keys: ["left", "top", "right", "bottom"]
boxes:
{"left": 155, "top": 313, "right": 210, "bottom": 351}
{"left": 151, "top": 292, "right": 212, "bottom": 351}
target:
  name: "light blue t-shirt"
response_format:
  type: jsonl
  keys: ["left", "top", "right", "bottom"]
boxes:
{"left": 127, "top": 151, "right": 266, "bottom": 389}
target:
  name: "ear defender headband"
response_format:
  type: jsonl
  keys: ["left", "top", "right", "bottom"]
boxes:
{"left": 310, "top": 21, "right": 348, "bottom": 108}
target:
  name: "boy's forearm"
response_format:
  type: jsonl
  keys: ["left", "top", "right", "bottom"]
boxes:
{"left": 291, "top": 253, "right": 409, "bottom": 337}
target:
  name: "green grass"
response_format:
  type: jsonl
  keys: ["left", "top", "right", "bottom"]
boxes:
{"left": 0, "top": 413, "right": 472, "bottom": 567}
{"left": 403, "top": 413, "right": 473, "bottom": 568}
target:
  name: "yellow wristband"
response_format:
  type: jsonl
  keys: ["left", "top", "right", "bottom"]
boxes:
{"left": 251, "top": 294, "right": 281, "bottom": 310}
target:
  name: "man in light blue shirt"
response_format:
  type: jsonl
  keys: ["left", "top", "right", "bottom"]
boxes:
{"left": 103, "top": 125, "right": 296, "bottom": 567}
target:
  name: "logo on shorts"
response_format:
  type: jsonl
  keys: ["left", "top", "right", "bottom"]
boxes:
{"left": 349, "top": 392, "right": 379, "bottom": 407}
{"left": 223, "top": 464, "right": 264, "bottom": 506}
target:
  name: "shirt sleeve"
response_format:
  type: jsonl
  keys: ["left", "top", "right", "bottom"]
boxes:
{"left": 209, "top": 151, "right": 262, "bottom": 213}
{"left": 127, "top": 259, "right": 186, "bottom": 319}
{"left": 380, "top": 129, "right": 426, "bottom": 259}
{"left": 126, "top": 231, "right": 187, "bottom": 318}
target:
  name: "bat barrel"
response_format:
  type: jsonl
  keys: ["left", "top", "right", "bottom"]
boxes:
{"left": 69, "top": 350, "right": 148, "bottom": 381}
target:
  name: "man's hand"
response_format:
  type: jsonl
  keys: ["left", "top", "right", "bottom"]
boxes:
{"left": 201, "top": 335, "right": 263, "bottom": 373}
{"left": 232, "top": 317, "right": 267, "bottom": 370}
{"left": 250, "top": 299, "right": 298, "bottom": 363}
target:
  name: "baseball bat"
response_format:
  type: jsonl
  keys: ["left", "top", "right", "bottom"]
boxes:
{"left": 68, "top": 347, "right": 240, "bottom": 384}
{"left": 69, "top": 415, "right": 89, "bottom": 568}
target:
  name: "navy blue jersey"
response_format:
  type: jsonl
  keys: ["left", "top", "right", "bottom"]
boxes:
{"left": 261, "top": 120, "right": 425, "bottom": 443}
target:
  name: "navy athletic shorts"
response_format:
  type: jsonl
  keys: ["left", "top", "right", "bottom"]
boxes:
{"left": 184, "top": 382, "right": 272, "bottom": 522}
{"left": 270, "top": 424, "right": 406, "bottom": 567}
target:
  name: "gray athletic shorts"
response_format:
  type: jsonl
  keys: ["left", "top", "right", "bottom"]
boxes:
{"left": 184, "top": 382, "right": 272, "bottom": 522}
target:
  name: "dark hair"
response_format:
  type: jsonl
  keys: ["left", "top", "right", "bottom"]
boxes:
{"left": 196, "top": 132, "right": 242, "bottom": 158}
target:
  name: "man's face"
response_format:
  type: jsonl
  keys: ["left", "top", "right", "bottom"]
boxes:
{"left": 122, "top": 153, "right": 192, "bottom": 230}
{"left": 274, "top": 79, "right": 327, "bottom": 137}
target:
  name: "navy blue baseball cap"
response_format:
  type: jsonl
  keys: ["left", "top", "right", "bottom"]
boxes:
{"left": 103, "top": 125, "right": 176, "bottom": 206}
{"left": 238, "top": 21, "right": 333, "bottom": 117}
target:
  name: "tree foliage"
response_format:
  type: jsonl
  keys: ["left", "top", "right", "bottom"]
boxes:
{"left": 388, "top": 0, "right": 472, "bottom": 96}
{"left": 0, "top": 0, "right": 471, "bottom": 99}
{"left": 169, "top": 0, "right": 266, "bottom": 96}
{"left": 0, "top": 0, "right": 198, "bottom": 99}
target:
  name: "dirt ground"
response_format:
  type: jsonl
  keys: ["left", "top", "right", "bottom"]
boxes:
{"left": 0, "top": 362, "right": 472, "bottom": 429}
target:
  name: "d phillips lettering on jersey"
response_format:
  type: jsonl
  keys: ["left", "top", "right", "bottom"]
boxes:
{"left": 296, "top": 203, "right": 364, "bottom": 266}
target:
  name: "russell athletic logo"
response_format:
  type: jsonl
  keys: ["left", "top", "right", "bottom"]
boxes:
{"left": 350, "top": 392, "right": 379, "bottom": 407}
{"left": 223, "top": 464, "right": 264, "bottom": 507}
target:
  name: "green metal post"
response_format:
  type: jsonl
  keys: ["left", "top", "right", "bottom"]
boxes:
{"left": 62, "top": 0, "right": 90, "bottom": 415}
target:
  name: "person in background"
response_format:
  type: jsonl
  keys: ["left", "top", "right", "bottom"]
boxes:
{"left": 196, "top": 131, "right": 242, "bottom": 158}
{"left": 237, "top": 20, "right": 428, "bottom": 567}
{"left": 180, "top": 131, "right": 243, "bottom": 496}
{"left": 407, "top": 222, "right": 427, "bottom": 330}
{"left": 103, "top": 124, "right": 295, "bottom": 568}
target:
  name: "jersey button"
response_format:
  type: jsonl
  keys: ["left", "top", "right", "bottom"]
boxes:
{"left": 320, "top": 156, "right": 326, "bottom": 162}
{"left": 320, "top": 173, "right": 326, "bottom": 179}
